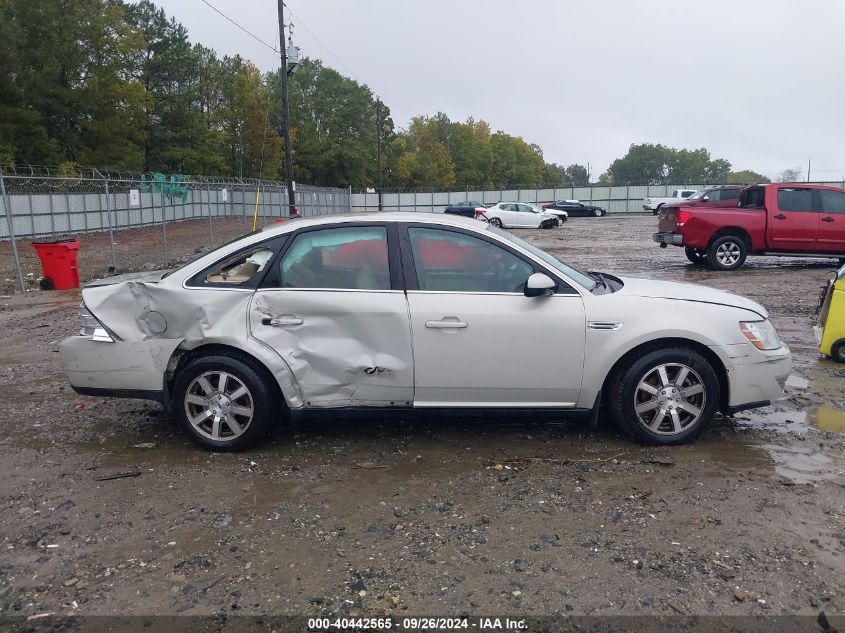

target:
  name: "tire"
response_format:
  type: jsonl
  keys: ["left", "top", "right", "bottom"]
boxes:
{"left": 609, "top": 347, "right": 720, "bottom": 445}
{"left": 684, "top": 247, "right": 706, "bottom": 265}
{"left": 489, "top": 217, "right": 503, "bottom": 228}
{"left": 172, "top": 353, "right": 282, "bottom": 451}
{"left": 706, "top": 234, "right": 747, "bottom": 271}
{"left": 593, "top": 208, "right": 602, "bottom": 217}
{"left": 653, "top": 204, "right": 663, "bottom": 216}
{"left": 832, "top": 340, "right": 845, "bottom": 364}
{"left": 39, "top": 277, "right": 54, "bottom": 291}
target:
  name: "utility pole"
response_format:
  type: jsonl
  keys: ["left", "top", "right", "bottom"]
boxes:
{"left": 376, "top": 97, "right": 383, "bottom": 211}
{"left": 807, "top": 158, "right": 811, "bottom": 182}
{"left": 278, "top": 0, "right": 295, "bottom": 215}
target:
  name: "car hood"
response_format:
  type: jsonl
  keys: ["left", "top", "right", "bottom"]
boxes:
{"left": 614, "top": 276, "right": 767, "bottom": 318}
{"left": 85, "top": 270, "right": 170, "bottom": 287}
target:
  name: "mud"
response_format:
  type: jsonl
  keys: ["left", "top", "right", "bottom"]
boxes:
{"left": 0, "top": 215, "right": 842, "bottom": 618}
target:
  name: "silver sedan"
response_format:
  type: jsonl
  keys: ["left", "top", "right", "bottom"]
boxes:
{"left": 61, "top": 213, "right": 791, "bottom": 450}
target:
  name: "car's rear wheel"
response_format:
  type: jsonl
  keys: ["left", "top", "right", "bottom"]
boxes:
{"left": 173, "top": 354, "right": 281, "bottom": 451}
{"left": 609, "top": 347, "right": 719, "bottom": 445}
{"left": 832, "top": 340, "right": 845, "bottom": 363}
{"left": 706, "top": 235, "right": 747, "bottom": 271}
{"left": 489, "top": 217, "right": 503, "bottom": 228}
{"left": 685, "top": 247, "right": 706, "bottom": 265}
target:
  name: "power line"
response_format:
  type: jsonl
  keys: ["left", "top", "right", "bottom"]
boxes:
{"left": 284, "top": 4, "right": 414, "bottom": 116}
{"left": 198, "top": 0, "right": 278, "bottom": 53}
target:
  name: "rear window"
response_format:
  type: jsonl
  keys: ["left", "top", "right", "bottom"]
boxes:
{"left": 739, "top": 187, "right": 766, "bottom": 208}
{"left": 778, "top": 188, "right": 814, "bottom": 212}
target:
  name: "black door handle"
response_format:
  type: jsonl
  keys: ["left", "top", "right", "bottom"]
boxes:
{"left": 821, "top": 216, "right": 834, "bottom": 222}
{"left": 773, "top": 213, "right": 787, "bottom": 220}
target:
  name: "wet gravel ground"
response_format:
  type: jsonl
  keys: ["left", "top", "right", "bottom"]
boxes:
{"left": 0, "top": 215, "right": 843, "bottom": 619}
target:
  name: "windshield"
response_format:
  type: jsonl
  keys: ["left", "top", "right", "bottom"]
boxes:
{"left": 486, "top": 225, "right": 597, "bottom": 290}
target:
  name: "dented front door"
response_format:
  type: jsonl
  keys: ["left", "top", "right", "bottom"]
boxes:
{"left": 248, "top": 224, "right": 413, "bottom": 408}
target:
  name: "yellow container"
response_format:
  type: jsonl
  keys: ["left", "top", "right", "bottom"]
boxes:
{"left": 817, "top": 263, "right": 845, "bottom": 362}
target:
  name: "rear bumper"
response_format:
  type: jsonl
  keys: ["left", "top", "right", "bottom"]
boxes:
{"left": 653, "top": 231, "right": 684, "bottom": 246}
{"left": 60, "top": 335, "right": 182, "bottom": 394}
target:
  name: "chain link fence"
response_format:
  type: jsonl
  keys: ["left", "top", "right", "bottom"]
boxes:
{"left": 0, "top": 166, "right": 351, "bottom": 294}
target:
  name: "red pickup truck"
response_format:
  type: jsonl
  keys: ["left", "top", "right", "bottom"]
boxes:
{"left": 653, "top": 183, "right": 845, "bottom": 270}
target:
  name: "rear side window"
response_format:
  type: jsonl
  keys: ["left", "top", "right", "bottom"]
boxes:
{"left": 739, "top": 187, "right": 766, "bottom": 208}
{"left": 819, "top": 190, "right": 845, "bottom": 214}
{"left": 279, "top": 227, "right": 390, "bottom": 290}
{"left": 778, "top": 188, "right": 814, "bottom": 212}
{"left": 705, "top": 190, "right": 722, "bottom": 202}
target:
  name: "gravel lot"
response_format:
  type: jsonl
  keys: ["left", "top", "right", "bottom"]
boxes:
{"left": 1, "top": 215, "right": 843, "bottom": 621}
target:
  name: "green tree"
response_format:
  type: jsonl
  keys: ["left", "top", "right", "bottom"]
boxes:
{"left": 606, "top": 144, "right": 672, "bottom": 185}
{"left": 564, "top": 164, "right": 589, "bottom": 186}
{"left": 725, "top": 169, "right": 770, "bottom": 184}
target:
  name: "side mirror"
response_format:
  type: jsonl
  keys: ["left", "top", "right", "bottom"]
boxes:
{"left": 524, "top": 272, "right": 556, "bottom": 297}
{"left": 701, "top": 195, "right": 709, "bottom": 201}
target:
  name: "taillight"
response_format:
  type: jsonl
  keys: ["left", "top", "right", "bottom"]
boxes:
{"left": 474, "top": 210, "right": 484, "bottom": 217}
{"left": 542, "top": 204, "right": 549, "bottom": 209}
{"left": 677, "top": 210, "right": 693, "bottom": 226}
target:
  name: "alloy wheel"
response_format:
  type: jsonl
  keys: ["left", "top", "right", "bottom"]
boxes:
{"left": 715, "top": 242, "right": 741, "bottom": 266}
{"left": 633, "top": 363, "right": 706, "bottom": 435}
{"left": 184, "top": 371, "right": 254, "bottom": 441}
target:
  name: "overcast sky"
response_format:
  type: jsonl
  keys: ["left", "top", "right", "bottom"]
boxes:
{"left": 158, "top": 0, "right": 845, "bottom": 181}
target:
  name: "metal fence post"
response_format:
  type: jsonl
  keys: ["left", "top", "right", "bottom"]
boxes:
{"left": 0, "top": 173, "right": 26, "bottom": 293}
{"left": 94, "top": 169, "right": 117, "bottom": 270}
{"left": 160, "top": 190, "right": 168, "bottom": 267}
{"left": 208, "top": 183, "right": 214, "bottom": 244}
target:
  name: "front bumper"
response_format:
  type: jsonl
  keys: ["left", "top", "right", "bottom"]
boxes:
{"left": 717, "top": 342, "right": 792, "bottom": 410}
{"left": 653, "top": 231, "right": 683, "bottom": 246}
{"left": 60, "top": 336, "right": 183, "bottom": 400}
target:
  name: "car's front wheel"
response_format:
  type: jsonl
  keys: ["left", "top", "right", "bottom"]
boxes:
{"left": 173, "top": 353, "right": 281, "bottom": 451}
{"left": 609, "top": 347, "right": 720, "bottom": 445}
{"left": 489, "top": 217, "right": 503, "bottom": 228}
{"left": 594, "top": 208, "right": 602, "bottom": 217}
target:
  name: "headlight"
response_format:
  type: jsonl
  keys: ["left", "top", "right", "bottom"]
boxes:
{"left": 78, "top": 303, "right": 113, "bottom": 342}
{"left": 740, "top": 320, "right": 781, "bottom": 350}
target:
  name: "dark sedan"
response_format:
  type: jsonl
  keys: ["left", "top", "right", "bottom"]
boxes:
{"left": 443, "top": 201, "right": 485, "bottom": 218}
{"left": 543, "top": 200, "right": 606, "bottom": 217}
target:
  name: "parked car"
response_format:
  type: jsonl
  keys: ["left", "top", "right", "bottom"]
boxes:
{"left": 444, "top": 201, "right": 486, "bottom": 218}
{"left": 543, "top": 200, "right": 607, "bottom": 217}
{"left": 61, "top": 212, "right": 790, "bottom": 451}
{"left": 815, "top": 261, "right": 845, "bottom": 362}
{"left": 653, "top": 183, "right": 845, "bottom": 270}
{"left": 643, "top": 189, "right": 698, "bottom": 214}
{"left": 480, "top": 202, "right": 562, "bottom": 228}
{"left": 662, "top": 186, "right": 745, "bottom": 210}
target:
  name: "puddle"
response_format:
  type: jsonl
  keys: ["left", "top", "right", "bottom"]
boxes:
{"left": 811, "top": 406, "right": 845, "bottom": 433}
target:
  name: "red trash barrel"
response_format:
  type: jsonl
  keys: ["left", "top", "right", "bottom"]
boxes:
{"left": 31, "top": 237, "right": 80, "bottom": 290}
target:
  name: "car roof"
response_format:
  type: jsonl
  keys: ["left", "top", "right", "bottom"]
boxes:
{"left": 259, "top": 211, "right": 484, "bottom": 236}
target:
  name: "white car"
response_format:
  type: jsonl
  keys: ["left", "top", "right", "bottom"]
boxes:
{"left": 478, "top": 202, "right": 563, "bottom": 229}
{"left": 60, "top": 213, "right": 791, "bottom": 451}
{"left": 643, "top": 189, "right": 698, "bottom": 214}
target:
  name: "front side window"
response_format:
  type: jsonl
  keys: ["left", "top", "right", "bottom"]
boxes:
{"left": 279, "top": 226, "right": 390, "bottom": 290}
{"left": 408, "top": 227, "right": 534, "bottom": 293}
{"left": 819, "top": 190, "right": 845, "bottom": 214}
{"left": 778, "top": 188, "right": 814, "bottom": 212}
{"left": 721, "top": 189, "right": 740, "bottom": 201}
{"left": 705, "top": 190, "right": 722, "bottom": 202}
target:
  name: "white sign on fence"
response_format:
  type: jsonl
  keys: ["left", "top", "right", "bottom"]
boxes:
{"left": 221, "top": 188, "right": 228, "bottom": 202}
{"left": 129, "top": 189, "right": 140, "bottom": 206}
